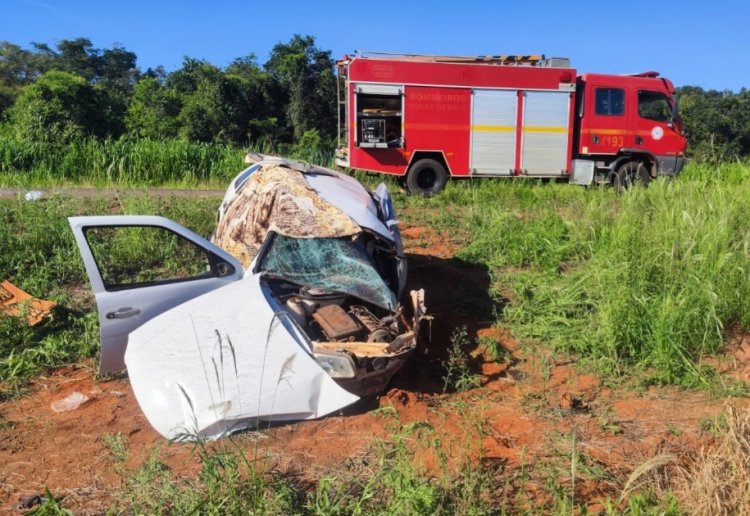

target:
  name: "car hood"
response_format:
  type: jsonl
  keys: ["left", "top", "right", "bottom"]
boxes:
{"left": 124, "top": 275, "right": 360, "bottom": 440}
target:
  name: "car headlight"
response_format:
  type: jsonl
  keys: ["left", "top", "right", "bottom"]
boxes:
{"left": 314, "top": 352, "right": 356, "bottom": 379}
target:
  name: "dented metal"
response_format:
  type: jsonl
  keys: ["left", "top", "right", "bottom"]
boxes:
{"left": 69, "top": 155, "right": 426, "bottom": 440}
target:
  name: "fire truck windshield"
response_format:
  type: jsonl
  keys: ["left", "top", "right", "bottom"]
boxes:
{"left": 638, "top": 91, "right": 673, "bottom": 123}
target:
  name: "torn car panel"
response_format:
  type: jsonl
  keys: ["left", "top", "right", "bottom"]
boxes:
{"left": 124, "top": 276, "right": 359, "bottom": 440}
{"left": 260, "top": 269, "right": 427, "bottom": 397}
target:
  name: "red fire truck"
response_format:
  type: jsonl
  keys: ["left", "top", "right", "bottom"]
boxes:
{"left": 335, "top": 53, "right": 687, "bottom": 194}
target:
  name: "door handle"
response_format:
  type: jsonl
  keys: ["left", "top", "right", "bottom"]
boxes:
{"left": 636, "top": 136, "right": 643, "bottom": 145}
{"left": 106, "top": 307, "right": 141, "bottom": 319}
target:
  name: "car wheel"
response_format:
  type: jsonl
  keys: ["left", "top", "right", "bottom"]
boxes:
{"left": 612, "top": 161, "right": 650, "bottom": 193}
{"left": 406, "top": 159, "right": 448, "bottom": 196}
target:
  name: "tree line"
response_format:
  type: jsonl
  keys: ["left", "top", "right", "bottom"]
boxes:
{"left": 0, "top": 36, "right": 748, "bottom": 162}
{"left": 0, "top": 35, "right": 336, "bottom": 155}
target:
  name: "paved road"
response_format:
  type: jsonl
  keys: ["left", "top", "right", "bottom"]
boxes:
{"left": 0, "top": 187, "right": 225, "bottom": 199}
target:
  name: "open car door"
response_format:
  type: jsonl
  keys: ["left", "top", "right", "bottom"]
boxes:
{"left": 69, "top": 215, "right": 244, "bottom": 374}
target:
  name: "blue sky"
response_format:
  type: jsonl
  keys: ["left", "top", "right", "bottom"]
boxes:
{"left": 3, "top": 0, "right": 748, "bottom": 91}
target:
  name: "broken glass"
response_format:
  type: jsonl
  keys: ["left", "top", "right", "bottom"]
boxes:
{"left": 257, "top": 234, "right": 397, "bottom": 310}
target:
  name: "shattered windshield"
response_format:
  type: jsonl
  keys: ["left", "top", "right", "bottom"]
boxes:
{"left": 257, "top": 234, "right": 397, "bottom": 310}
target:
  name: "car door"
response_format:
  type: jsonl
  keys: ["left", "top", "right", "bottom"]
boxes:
{"left": 69, "top": 215, "right": 244, "bottom": 375}
{"left": 582, "top": 83, "right": 630, "bottom": 155}
{"left": 632, "top": 89, "right": 684, "bottom": 173}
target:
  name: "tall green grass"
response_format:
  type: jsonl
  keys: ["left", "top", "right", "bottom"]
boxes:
{"left": 0, "top": 136, "right": 246, "bottom": 187}
{"left": 435, "top": 163, "right": 750, "bottom": 385}
{"left": 0, "top": 195, "right": 220, "bottom": 386}
{"left": 0, "top": 134, "right": 337, "bottom": 188}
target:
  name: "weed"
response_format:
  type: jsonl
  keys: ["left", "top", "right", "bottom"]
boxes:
{"left": 700, "top": 413, "right": 729, "bottom": 436}
{"left": 617, "top": 453, "right": 675, "bottom": 505}
{"left": 455, "top": 163, "right": 750, "bottom": 387}
{"left": 667, "top": 423, "right": 683, "bottom": 437}
{"left": 101, "top": 432, "right": 128, "bottom": 464}
{"left": 0, "top": 414, "right": 13, "bottom": 430}
{"left": 675, "top": 405, "right": 750, "bottom": 514}
{"left": 443, "top": 326, "right": 482, "bottom": 393}
{"left": 372, "top": 404, "right": 399, "bottom": 418}
{"left": 597, "top": 408, "right": 623, "bottom": 435}
{"left": 477, "top": 334, "right": 509, "bottom": 362}
{"left": 0, "top": 136, "right": 246, "bottom": 187}
{"left": 25, "top": 488, "right": 73, "bottom": 515}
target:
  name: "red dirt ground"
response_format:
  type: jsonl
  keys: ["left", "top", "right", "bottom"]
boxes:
{"left": 1, "top": 222, "right": 747, "bottom": 513}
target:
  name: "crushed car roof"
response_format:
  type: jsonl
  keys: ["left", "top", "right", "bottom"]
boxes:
{"left": 213, "top": 157, "right": 394, "bottom": 268}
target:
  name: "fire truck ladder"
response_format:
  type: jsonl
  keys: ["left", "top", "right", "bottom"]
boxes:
{"left": 356, "top": 51, "right": 546, "bottom": 66}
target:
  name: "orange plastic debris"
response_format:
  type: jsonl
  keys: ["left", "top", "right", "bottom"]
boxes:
{"left": 0, "top": 280, "right": 56, "bottom": 326}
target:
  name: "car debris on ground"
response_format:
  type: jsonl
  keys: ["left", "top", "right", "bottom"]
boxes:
{"left": 0, "top": 280, "right": 56, "bottom": 326}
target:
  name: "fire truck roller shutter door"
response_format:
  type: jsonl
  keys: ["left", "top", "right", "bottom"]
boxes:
{"left": 521, "top": 91, "right": 571, "bottom": 176}
{"left": 470, "top": 90, "right": 517, "bottom": 176}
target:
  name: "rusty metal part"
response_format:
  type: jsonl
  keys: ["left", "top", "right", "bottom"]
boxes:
{"left": 398, "top": 308, "right": 412, "bottom": 331}
{"left": 368, "top": 328, "right": 394, "bottom": 343}
{"left": 349, "top": 305, "right": 397, "bottom": 343}
{"left": 312, "top": 304, "right": 361, "bottom": 340}
{"left": 348, "top": 305, "right": 381, "bottom": 332}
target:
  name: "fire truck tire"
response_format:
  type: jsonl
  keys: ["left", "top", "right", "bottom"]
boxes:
{"left": 406, "top": 159, "right": 448, "bottom": 195}
{"left": 613, "top": 161, "right": 650, "bottom": 193}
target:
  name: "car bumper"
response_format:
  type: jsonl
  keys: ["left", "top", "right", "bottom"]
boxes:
{"left": 337, "top": 353, "right": 412, "bottom": 397}
{"left": 656, "top": 155, "right": 687, "bottom": 177}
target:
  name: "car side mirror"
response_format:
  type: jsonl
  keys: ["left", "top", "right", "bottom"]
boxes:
{"left": 210, "top": 255, "right": 236, "bottom": 277}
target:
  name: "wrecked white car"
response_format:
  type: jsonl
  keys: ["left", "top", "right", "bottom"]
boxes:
{"left": 69, "top": 156, "right": 425, "bottom": 440}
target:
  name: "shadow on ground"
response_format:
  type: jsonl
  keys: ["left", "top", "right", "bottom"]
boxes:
{"left": 391, "top": 252, "right": 507, "bottom": 395}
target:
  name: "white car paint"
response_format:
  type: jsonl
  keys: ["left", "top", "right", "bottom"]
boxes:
{"left": 125, "top": 276, "right": 359, "bottom": 440}
{"left": 68, "top": 215, "right": 244, "bottom": 375}
{"left": 69, "top": 157, "right": 414, "bottom": 440}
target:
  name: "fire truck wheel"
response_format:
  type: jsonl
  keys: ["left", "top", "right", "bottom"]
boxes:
{"left": 406, "top": 159, "right": 448, "bottom": 195}
{"left": 613, "top": 161, "right": 650, "bottom": 193}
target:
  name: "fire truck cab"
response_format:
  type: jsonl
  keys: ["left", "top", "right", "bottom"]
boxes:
{"left": 335, "top": 53, "right": 687, "bottom": 194}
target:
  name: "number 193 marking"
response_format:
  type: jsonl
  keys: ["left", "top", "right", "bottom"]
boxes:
{"left": 600, "top": 135, "right": 624, "bottom": 147}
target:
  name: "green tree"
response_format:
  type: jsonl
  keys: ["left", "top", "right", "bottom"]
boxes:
{"left": 55, "top": 38, "right": 100, "bottom": 80}
{"left": 0, "top": 41, "right": 43, "bottom": 116}
{"left": 0, "top": 41, "right": 43, "bottom": 87}
{"left": 168, "top": 56, "right": 276, "bottom": 145}
{"left": 169, "top": 59, "right": 234, "bottom": 143}
{"left": 125, "top": 77, "right": 181, "bottom": 139}
{"left": 95, "top": 45, "right": 139, "bottom": 137}
{"left": 265, "top": 35, "right": 337, "bottom": 142}
{"left": 677, "top": 86, "right": 750, "bottom": 161}
{"left": 2, "top": 38, "right": 140, "bottom": 136}
{"left": 225, "top": 55, "right": 284, "bottom": 145}
{"left": 9, "top": 70, "right": 103, "bottom": 142}
{"left": 98, "top": 46, "right": 138, "bottom": 89}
